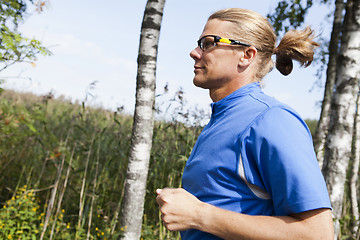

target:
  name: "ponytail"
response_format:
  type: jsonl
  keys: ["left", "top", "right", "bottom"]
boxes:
{"left": 274, "top": 27, "right": 319, "bottom": 76}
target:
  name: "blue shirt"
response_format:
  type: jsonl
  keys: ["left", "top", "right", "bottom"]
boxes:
{"left": 181, "top": 82, "right": 331, "bottom": 240}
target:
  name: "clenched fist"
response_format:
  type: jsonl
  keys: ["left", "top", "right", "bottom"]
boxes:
{"left": 156, "top": 188, "right": 204, "bottom": 231}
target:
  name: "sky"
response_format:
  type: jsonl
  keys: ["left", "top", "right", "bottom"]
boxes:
{"left": 1, "top": 0, "right": 333, "bottom": 121}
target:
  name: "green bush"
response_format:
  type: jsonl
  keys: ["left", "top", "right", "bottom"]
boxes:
{"left": 0, "top": 185, "right": 75, "bottom": 239}
{"left": 0, "top": 186, "right": 40, "bottom": 239}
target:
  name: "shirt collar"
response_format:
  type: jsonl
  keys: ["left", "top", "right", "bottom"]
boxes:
{"left": 211, "top": 82, "right": 261, "bottom": 115}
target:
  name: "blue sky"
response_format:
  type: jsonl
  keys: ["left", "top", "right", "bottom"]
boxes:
{"left": 1, "top": 0, "right": 332, "bottom": 120}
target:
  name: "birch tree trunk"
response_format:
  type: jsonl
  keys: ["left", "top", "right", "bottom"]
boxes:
{"left": 322, "top": 0, "right": 360, "bottom": 238}
{"left": 350, "top": 92, "right": 360, "bottom": 237}
{"left": 119, "top": 0, "right": 166, "bottom": 239}
{"left": 314, "top": 0, "right": 344, "bottom": 168}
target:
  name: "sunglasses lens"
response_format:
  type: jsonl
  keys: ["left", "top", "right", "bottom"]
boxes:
{"left": 199, "top": 36, "right": 216, "bottom": 51}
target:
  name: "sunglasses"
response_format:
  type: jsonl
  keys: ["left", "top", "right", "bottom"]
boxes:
{"left": 197, "top": 35, "right": 251, "bottom": 51}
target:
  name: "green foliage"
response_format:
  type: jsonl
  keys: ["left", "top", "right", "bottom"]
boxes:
{"left": 267, "top": 0, "right": 313, "bottom": 36}
{"left": 0, "top": 185, "right": 78, "bottom": 239}
{"left": 0, "top": 90, "right": 202, "bottom": 239}
{"left": 0, "top": 0, "right": 28, "bottom": 25}
{"left": 0, "top": 0, "right": 51, "bottom": 72}
{"left": 0, "top": 186, "right": 40, "bottom": 240}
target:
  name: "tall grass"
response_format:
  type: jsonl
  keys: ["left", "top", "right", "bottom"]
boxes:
{"left": 0, "top": 89, "right": 204, "bottom": 239}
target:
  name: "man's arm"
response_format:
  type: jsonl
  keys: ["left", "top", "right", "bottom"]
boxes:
{"left": 156, "top": 188, "right": 334, "bottom": 240}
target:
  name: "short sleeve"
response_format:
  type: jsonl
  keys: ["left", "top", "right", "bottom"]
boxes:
{"left": 242, "top": 107, "right": 331, "bottom": 215}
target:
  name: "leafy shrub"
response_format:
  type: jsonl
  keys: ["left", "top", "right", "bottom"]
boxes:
{"left": 0, "top": 186, "right": 40, "bottom": 239}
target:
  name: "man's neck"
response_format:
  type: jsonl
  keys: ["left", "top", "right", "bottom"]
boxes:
{"left": 209, "top": 79, "right": 254, "bottom": 102}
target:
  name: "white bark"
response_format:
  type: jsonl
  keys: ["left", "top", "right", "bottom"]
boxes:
{"left": 119, "top": 0, "right": 166, "bottom": 239}
{"left": 350, "top": 92, "right": 360, "bottom": 237}
{"left": 322, "top": 0, "right": 360, "bottom": 238}
{"left": 314, "top": 0, "right": 344, "bottom": 169}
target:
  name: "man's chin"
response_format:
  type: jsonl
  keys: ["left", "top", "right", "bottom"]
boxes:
{"left": 193, "top": 79, "right": 208, "bottom": 89}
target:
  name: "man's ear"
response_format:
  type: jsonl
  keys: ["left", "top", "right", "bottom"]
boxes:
{"left": 239, "top": 47, "right": 257, "bottom": 67}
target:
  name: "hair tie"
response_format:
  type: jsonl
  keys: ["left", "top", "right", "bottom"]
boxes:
{"left": 273, "top": 48, "right": 278, "bottom": 55}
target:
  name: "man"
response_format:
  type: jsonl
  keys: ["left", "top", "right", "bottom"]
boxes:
{"left": 157, "top": 8, "right": 333, "bottom": 240}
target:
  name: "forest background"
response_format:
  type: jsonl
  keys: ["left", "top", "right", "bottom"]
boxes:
{"left": 1, "top": 0, "right": 359, "bottom": 240}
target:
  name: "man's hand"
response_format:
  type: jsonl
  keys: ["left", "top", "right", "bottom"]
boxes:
{"left": 156, "top": 188, "right": 203, "bottom": 231}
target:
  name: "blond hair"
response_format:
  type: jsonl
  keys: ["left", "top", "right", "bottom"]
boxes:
{"left": 209, "top": 8, "right": 319, "bottom": 79}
